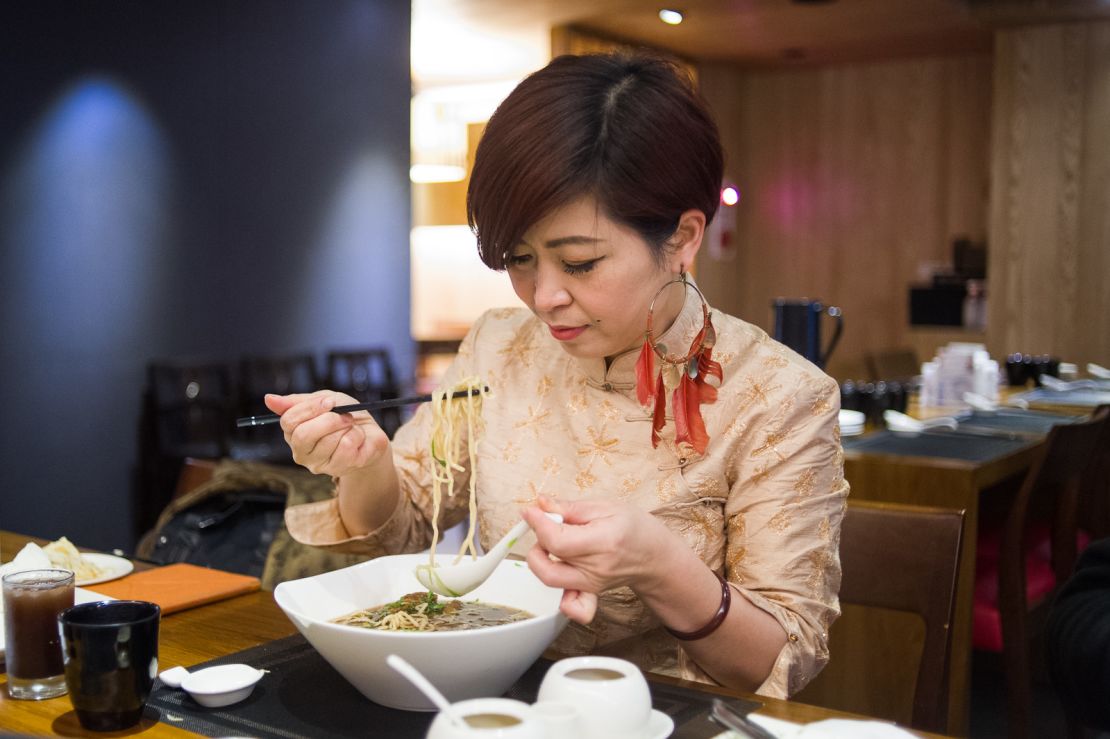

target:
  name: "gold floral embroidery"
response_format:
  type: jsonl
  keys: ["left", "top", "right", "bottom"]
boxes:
{"left": 566, "top": 389, "right": 589, "bottom": 413}
{"left": 740, "top": 376, "right": 783, "bottom": 408}
{"left": 752, "top": 428, "right": 789, "bottom": 461}
{"left": 577, "top": 426, "right": 619, "bottom": 467}
{"left": 792, "top": 468, "right": 817, "bottom": 498}
{"left": 491, "top": 308, "right": 517, "bottom": 320}
{"left": 727, "top": 547, "right": 748, "bottom": 582}
{"left": 833, "top": 424, "right": 842, "bottom": 443}
{"left": 728, "top": 513, "right": 747, "bottom": 540}
{"left": 400, "top": 447, "right": 428, "bottom": 469}
{"left": 694, "top": 477, "right": 724, "bottom": 498}
{"left": 767, "top": 508, "right": 792, "bottom": 533}
{"left": 514, "top": 405, "right": 551, "bottom": 438}
{"left": 499, "top": 329, "right": 537, "bottom": 369}
{"left": 749, "top": 462, "right": 773, "bottom": 486}
{"left": 618, "top": 476, "right": 641, "bottom": 498}
{"left": 574, "top": 469, "right": 597, "bottom": 491}
{"left": 537, "top": 376, "right": 553, "bottom": 398}
{"left": 541, "top": 456, "right": 560, "bottom": 475}
{"left": 501, "top": 440, "right": 520, "bottom": 463}
{"left": 810, "top": 385, "right": 833, "bottom": 416}
{"left": 766, "top": 358, "right": 790, "bottom": 372}
{"left": 818, "top": 517, "right": 831, "bottom": 541}
{"left": 714, "top": 350, "right": 737, "bottom": 366}
{"left": 804, "top": 548, "right": 833, "bottom": 593}
{"left": 597, "top": 399, "right": 622, "bottom": 421}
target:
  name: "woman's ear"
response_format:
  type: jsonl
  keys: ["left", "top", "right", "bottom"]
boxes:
{"left": 670, "top": 209, "right": 706, "bottom": 273}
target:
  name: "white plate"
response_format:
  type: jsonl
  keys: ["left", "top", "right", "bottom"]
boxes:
{"left": 0, "top": 587, "right": 113, "bottom": 659}
{"left": 76, "top": 553, "right": 134, "bottom": 586}
{"left": 648, "top": 708, "right": 675, "bottom": 738}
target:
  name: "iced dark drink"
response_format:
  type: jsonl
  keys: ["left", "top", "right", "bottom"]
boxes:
{"left": 3, "top": 568, "right": 75, "bottom": 699}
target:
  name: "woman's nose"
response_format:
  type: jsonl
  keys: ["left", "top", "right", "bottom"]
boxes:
{"left": 533, "top": 268, "right": 572, "bottom": 312}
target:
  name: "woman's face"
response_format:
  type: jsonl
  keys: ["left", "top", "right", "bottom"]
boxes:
{"left": 507, "top": 196, "right": 684, "bottom": 361}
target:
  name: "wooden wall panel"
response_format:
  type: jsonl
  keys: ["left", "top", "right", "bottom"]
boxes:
{"left": 697, "top": 56, "right": 992, "bottom": 381}
{"left": 987, "top": 21, "right": 1110, "bottom": 369}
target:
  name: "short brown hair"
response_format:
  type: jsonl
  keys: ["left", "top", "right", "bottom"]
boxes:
{"left": 467, "top": 52, "right": 724, "bottom": 270}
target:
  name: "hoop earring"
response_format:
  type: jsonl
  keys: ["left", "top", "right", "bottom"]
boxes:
{"left": 634, "top": 273, "right": 721, "bottom": 455}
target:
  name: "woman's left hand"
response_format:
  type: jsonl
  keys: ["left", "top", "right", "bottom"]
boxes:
{"left": 521, "top": 496, "right": 679, "bottom": 624}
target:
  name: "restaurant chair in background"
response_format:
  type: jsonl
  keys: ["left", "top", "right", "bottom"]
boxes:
{"left": 232, "top": 354, "right": 319, "bottom": 464}
{"left": 864, "top": 347, "right": 920, "bottom": 384}
{"left": 972, "top": 405, "right": 1110, "bottom": 739}
{"left": 136, "top": 361, "right": 235, "bottom": 539}
{"left": 326, "top": 348, "right": 402, "bottom": 437}
{"left": 794, "top": 500, "right": 964, "bottom": 735}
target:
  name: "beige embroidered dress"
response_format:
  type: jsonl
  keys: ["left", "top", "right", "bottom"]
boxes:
{"left": 285, "top": 289, "right": 849, "bottom": 698}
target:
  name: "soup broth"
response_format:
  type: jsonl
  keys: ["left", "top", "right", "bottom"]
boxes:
{"left": 566, "top": 668, "right": 625, "bottom": 681}
{"left": 332, "top": 591, "right": 532, "bottom": 632}
{"left": 464, "top": 713, "right": 523, "bottom": 728}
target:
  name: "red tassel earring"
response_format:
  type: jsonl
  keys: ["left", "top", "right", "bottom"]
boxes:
{"left": 634, "top": 273, "right": 721, "bottom": 456}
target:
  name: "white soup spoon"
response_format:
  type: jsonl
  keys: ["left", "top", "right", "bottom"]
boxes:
{"left": 387, "top": 654, "right": 464, "bottom": 728}
{"left": 415, "top": 512, "right": 563, "bottom": 597}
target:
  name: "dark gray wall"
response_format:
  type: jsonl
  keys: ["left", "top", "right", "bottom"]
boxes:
{"left": 0, "top": 1, "right": 412, "bottom": 550}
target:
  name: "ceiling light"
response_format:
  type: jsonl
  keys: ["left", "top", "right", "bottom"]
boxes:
{"left": 658, "top": 9, "right": 683, "bottom": 25}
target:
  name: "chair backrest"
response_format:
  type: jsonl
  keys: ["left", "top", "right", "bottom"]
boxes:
{"left": 146, "top": 361, "right": 234, "bottom": 458}
{"left": 999, "top": 405, "right": 1110, "bottom": 618}
{"left": 806, "top": 499, "right": 964, "bottom": 734}
{"left": 238, "top": 354, "right": 318, "bottom": 416}
{"left": 326, "top": 348, "right": 402, "bottom": 436}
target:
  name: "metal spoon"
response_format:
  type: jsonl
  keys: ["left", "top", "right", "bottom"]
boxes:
{"left": 414, "top": 512, "right": 563, "bottom": 597}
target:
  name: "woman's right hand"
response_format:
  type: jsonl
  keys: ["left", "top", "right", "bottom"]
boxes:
{"left": 263, "top": 391, "right": 391, "bottom": 477}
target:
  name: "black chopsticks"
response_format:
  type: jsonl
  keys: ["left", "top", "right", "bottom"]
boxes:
{"left": 235, "top": 387, "right": 487, "bottom": 428}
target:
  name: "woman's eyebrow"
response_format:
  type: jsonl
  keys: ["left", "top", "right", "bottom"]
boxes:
{"left": 544, "top": 235, "right": 604, "bottom": 248}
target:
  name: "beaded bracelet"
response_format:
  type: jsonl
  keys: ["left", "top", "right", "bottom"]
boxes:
{"left": 665, "top": 573, "right": 731, "bottom": 641}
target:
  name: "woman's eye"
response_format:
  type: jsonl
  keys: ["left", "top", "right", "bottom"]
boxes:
{"left": 507, "top": 253, "right": 532, "bottom": 267}
{"left": 563, "top": 259, "right": 599, "bottom": 275}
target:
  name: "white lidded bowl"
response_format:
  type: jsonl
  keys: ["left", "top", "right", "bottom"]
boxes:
{"left": 273, "top": 554, "right": 567, "bottom": 711}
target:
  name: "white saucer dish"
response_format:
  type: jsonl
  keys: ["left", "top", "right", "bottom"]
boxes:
{"left": 180, "top": 663, "right": 265, "bottom": 707}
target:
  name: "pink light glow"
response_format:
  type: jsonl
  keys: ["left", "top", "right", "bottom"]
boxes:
{"left": 721, "top": 186, "right": 740, "bottom": 206}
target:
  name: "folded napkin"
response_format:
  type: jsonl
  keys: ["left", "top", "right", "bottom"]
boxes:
{"left": 87, "top": 563, "right": 260, "bottom": 614}
{"left": 0, "top": 542, "right": 53, "bottom": 576}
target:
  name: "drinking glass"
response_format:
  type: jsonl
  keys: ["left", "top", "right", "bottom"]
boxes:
{"left": 3, "top": 568, "right": 76, "bottom": 700}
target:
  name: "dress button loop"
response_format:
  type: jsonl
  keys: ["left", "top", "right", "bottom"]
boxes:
{"left": 601, "top": 383, "right": 613, "bottom": 391}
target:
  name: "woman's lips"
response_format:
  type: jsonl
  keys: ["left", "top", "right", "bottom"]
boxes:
{"left": 548, "top": 324, "right": 588, "bottom": 341}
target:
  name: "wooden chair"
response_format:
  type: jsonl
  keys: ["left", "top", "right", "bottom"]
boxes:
{"left": 795, "top": 500, "right": 964, "bottom": 735}
{"left": 137, "top": 361, "right": 235, "bottom": 537}
{"left": 973, "top": 405, "right": 1110, "bottom": 739}
{"left": 233, "top": 354, "right": 319, "bottom": 464}
{"left": 326, "top": 348, "right": 402, "bottom": 437}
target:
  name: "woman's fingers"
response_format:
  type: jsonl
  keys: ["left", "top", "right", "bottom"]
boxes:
{"left": 526, "top": 545, "right": 595, "bottom": 592}
{"left": 560, "top": 590, "right": 598, "bottom": 624}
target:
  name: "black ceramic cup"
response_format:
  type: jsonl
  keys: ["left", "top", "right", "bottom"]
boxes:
{"left": 58, "top": 600, "right": 160, "bottom": 731}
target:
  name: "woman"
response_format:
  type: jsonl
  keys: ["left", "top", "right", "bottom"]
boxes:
{"left": 268, "top": 52, "right": 847, "bottom": 698}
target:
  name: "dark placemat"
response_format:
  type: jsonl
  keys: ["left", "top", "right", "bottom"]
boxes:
{"left": 843, "top": 429, "right": 1031, "bottom": 462}
{"left": 961, "top": 409, "right": 1079, "bottom": 435}
{"left": 148, "top": 634, "right": 739, "bottom": 738}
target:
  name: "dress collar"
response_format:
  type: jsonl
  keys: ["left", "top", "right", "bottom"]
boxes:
{"left": 573, "top": 277, "right": 710, "bottom": 390}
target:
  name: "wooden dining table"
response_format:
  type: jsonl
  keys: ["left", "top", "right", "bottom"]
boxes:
{"left": 0, "top": 530, "right": 950, "bottom": 738}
